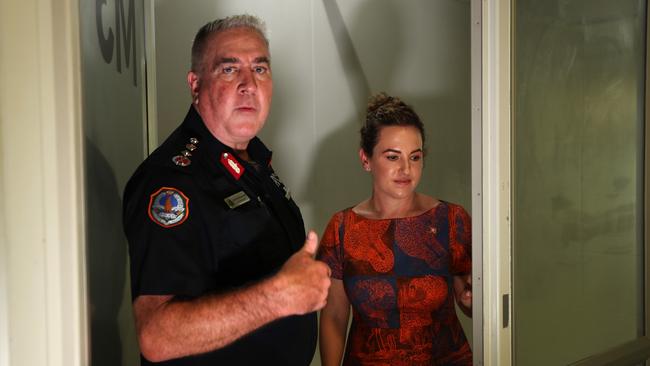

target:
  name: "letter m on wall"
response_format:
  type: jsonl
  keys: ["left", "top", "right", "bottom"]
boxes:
{"left": 97, "top": 0, "right": 138, "bottom": 86}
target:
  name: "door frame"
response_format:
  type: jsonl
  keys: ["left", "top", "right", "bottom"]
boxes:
{"left": 474, "top": 0, "right": 513, "bottom": 365}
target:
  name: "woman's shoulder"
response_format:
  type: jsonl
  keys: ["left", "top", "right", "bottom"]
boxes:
{"left": 436, "top": 199, "right": 471, "bottom": 220}
{"left": 441, "top": 200, "right": 468, "bottom": 211}
{"left": 350, "top": 199, "right": 372, "bottom": 218}
{"left": 416, "top": 194, "right": 440, "bottom": 211}
{"left": 324, "top": 206, "right": 356, "bottom": 226}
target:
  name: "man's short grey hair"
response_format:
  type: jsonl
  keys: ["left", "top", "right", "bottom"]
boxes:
{"left": 191, "top": 14, "right": 269, "bottom": 73}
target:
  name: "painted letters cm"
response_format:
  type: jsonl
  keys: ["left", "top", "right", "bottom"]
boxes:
{"left": 96, "top": 0, "right": 138, "bottom": 86}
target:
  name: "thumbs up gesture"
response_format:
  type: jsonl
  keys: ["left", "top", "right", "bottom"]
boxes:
{"left": 275, "top": 231, "right": 332, "bottom": 316}
{"left": 301, "top": 230, "right": 320, "bottom": 257}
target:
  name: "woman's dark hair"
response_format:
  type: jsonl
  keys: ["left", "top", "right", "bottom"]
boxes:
{"left": 360, "top": 92, "right": 426, "bottom": 156}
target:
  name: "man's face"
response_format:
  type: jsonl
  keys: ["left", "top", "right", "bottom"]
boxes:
{"left": 188, "top": 27, "right": 272, "bottom": 149}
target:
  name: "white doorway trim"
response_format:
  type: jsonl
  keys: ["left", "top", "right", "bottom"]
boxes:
{"left": 478, "top": 0, "right": 513, "bottom": 364}
{"left": 0, "top": 0, "right": 87, "bottom": 365}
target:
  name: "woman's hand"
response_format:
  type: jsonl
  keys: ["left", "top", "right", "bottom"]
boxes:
{"left": 453, "top": 274, "right": 472, "bottom": 317}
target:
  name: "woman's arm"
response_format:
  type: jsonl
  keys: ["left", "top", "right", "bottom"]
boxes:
{"left": 319, "top": 279, "right": 350, "bottom": 366}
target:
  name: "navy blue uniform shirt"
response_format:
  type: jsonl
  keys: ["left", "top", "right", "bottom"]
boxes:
{"left": 122, "top": 106, "right": 317, "bottom": 365}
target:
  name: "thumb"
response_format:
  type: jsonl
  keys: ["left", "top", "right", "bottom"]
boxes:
{"left": 302, "top": 230, "right": 319, "bottom": 257}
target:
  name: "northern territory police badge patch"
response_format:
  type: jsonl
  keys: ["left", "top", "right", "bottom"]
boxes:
{"left": 148, "top": 187, "right": 189, "bottom": 228}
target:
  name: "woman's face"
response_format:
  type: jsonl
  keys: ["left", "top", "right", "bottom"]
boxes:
{"left": 361, "top": 125, "right": 424, "bottom": 200}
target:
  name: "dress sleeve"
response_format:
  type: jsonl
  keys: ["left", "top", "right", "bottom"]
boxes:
{"left": 316, "top": 211, "right": 345, "bottom": 280}
{"left": 449, "top": 204, "right": 472, "bottom": 275}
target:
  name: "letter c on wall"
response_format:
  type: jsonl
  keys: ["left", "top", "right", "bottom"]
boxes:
{"left": 96, "top": 0, "right": 114, "bottom": 64}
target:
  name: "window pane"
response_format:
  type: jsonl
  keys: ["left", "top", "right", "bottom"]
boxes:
{"left": 513, "top": 1, "right": 646, "bottom": 365}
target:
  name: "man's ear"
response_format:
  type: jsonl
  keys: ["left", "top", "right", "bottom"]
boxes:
{"left": 187, "top": 71, "right": 200, "bottom": 104}
{"left": 359, "top": 149, "right": 370, "bottom": 171}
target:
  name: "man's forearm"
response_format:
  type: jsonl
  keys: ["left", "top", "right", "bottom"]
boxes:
{"left": 135, "top": 275, "right": 287, "bottom": 362}
{"left": 134, "top": 231, "right": 330, "bottom": 362}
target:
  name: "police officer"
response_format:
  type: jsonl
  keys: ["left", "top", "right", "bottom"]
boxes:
{"left": 122, "top": 14, "right": 331, "bottom": 365}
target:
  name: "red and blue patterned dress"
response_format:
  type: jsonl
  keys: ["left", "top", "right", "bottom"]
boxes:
{"left": 317, "top": 201, "right": 472, "bottom": 366}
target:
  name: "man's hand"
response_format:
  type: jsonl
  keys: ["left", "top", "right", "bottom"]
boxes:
{"left": 274, "top": 231, "right": 332, "bottom": 316}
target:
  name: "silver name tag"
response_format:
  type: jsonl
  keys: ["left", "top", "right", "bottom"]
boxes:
{"left": 224, "top": 191, "right": 250, "bottom": 209}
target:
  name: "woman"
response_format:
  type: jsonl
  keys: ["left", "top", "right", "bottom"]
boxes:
{"left": 317, "top": 93, "right": 472, "bottom": 366}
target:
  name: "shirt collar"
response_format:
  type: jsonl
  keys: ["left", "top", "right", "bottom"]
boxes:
{"left": 182, "top": 105, "right": 273, "bottom": 168}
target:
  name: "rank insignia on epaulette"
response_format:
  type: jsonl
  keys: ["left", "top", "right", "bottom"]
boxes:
{"left": 172, "top": 138, "right": 199, "bottom": 166}
{"left": 148, "top": 187, "right": 189, "bottom": 227}
{"left": 224, "top": 191, "right": 250, "bottom": 209}
{"left": 172, "top": 155, "right": 191, "bottom": 166}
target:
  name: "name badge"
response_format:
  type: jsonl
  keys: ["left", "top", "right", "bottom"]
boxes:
{"left": 224, "top": 191, "right": 250, "bottom": 209}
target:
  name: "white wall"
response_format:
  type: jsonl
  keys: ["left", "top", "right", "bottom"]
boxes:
{"left": 151, "top": 1, "right": 472, "bottom": 364}
{"left": 153, "top": 0, "right": 472, "bottom": 237}
{"left": 0, "top": 0, "right": 470, "bottom": 365}
{"left": 0, "top": 0, "right": 87, "bottom": 365}
{"left": 0, "top": 1, "right": 472, "bottom": 365}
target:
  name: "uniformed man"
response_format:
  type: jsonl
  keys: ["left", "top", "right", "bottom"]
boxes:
{"left": 122, "top": 14, "right": 331, "bottom": 365}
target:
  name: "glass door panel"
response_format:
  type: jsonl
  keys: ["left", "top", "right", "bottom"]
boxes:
{"left": 513, "top": 1, "right": 646, "bottom": 365}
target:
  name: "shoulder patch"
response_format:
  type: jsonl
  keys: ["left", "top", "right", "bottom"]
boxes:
{"left": 148, "top": 187, "right": 189, "bottom": 228}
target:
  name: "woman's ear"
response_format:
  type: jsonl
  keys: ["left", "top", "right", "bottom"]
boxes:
{"left": 359, "top": 149, "right": 371, "bottom": 171}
